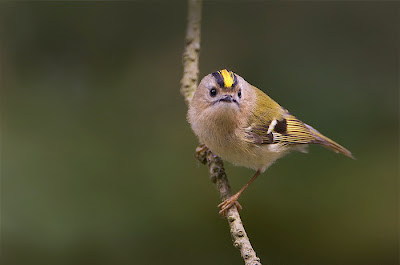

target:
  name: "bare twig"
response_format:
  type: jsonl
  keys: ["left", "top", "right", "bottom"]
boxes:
{"left": 195, "top": 147, "right": 262, "bottom": 265}
{"left": 180, "top": 1, "right": 262, "bottom": 264}
{"left": 180, "top": 0, "right": 202, "bottom": 105}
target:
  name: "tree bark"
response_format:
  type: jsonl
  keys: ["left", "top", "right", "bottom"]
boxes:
{"left": 180, "top": 1, "right": 262, "bottom": 264}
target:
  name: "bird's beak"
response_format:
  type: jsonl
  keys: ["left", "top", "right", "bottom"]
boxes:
{"left": 219, "top": 95, "right": 233, "bottom": 103}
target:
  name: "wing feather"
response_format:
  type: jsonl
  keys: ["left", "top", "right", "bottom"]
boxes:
{"left": 247, "top": 113, "right": 354, "bottom": 158}
{"left": 244, "top": 86, "right": 353, "bottom": 158}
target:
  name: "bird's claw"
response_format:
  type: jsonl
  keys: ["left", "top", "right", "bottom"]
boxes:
{"left": 218, "top": 195, "right": 242, "bottom": 216}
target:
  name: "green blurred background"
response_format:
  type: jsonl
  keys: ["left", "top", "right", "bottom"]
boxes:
{"left": 1, "top": 2, "right": 398, "bottom": 265}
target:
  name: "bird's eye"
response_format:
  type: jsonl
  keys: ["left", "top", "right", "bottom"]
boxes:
{"left": 238, "top": 89, "right": 242, "bottom": 98}
{"left": 210, "top": 87, "right": 217, "bottom": 97}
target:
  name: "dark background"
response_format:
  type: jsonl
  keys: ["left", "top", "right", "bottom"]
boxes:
{"left": 1, "top": 2, "right": 398, "bottom": 265}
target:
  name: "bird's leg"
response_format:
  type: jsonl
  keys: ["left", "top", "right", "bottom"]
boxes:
{"left": 218, "top": 170, "right": 261, "bottom": 215}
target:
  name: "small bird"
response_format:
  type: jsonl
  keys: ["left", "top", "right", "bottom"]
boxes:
{"left": 188, "top": 69, "right": 354, "bottom": 215}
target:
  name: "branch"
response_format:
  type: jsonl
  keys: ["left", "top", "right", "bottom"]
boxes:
{"left": 195, "top": 147, "right": 262, "bottom": 265}
{"left": 180, "top": 0, "right": 202, "bottom": 105}
{"left": 180, "top": 1, "right": 261, "bottom": 264}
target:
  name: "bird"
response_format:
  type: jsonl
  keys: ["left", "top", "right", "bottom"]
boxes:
{"left": 187, "top": 69, "right": 354, "bottom": 215}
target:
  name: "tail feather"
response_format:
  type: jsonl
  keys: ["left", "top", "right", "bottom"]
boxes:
{"left": 305, "top": 124, "right": 355, "bottom": 159}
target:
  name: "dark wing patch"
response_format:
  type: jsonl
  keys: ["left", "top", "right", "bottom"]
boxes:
{"left": 274, "top": 119, "right": 287, "bottom": 134}
{"left": 247, "top": 115, "right": 316, "bottom": 145}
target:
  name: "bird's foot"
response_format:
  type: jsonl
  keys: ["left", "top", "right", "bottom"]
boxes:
{"left": 218, "top": 194, "right": 242, "bottom": 216}
{"left": 195, "top": 144, "right": 209, "bottom": 164}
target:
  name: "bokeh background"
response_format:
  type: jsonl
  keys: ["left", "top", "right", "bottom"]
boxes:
{"left": 1, "top": 2, "right": 398, "bottom": 265}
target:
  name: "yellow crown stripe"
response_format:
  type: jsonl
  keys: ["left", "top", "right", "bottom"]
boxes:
{"left": 219, "top": 69, "right": 234, "bottom": 88}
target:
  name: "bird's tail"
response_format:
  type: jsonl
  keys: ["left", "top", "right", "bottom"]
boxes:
{"left": 305, "top": 124, "right": 355, "bottom": 159}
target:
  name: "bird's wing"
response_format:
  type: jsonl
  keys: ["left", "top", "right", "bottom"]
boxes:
{"left": 243, "top": 86, "right": 353, "bottom": 158}
{"left": 245, "top": 112, "right": 354, "bottom": 158}
{"left": 245, "top": 112, "right": 315, "bottom": 145}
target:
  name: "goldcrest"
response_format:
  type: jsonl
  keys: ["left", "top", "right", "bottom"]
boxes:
{"left": 188, "top": 69, "right": 353, "bottom": 214}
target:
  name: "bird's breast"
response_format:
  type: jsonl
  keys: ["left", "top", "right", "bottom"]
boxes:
{"left": 193, "top": 115, "right": 286, "bottom": 172}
